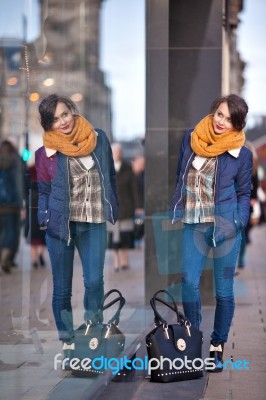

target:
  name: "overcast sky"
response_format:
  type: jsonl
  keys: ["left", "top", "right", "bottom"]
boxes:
{"left": 100, "top": 0, "right": 145, "bottom": 140}
{"left": 0, "top": 0, "right": 265, "bottom": 139}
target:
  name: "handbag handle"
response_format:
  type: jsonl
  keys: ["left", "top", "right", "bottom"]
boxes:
{"left": 150, "top": 289, "right": 186, "bottom": 326}
{"left": 93, "top": 289, "right": 126, "bottom": 325}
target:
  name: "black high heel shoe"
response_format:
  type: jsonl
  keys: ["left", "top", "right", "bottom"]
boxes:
{"left": 208, "top": 341, "right": 224, "bottom": 373}
{"left": 39, "top": 254, "right": 46, "bottom": 267}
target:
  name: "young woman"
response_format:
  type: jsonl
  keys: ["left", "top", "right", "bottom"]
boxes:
{"left": 170, "top": 94, "right": 252, "bottom": 372}
{"left": 35, "top": 94, "right": 118, "bottom": 363}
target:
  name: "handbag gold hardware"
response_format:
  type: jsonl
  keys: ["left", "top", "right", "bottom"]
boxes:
{"left": 89, "top": 337, "right": 99, "bottom": 350}
{"left": 177, "top": 338, "right": 186, "bottom": 351}
{"left": 163, "top": 324, "right": 169, "bottom": 339}
{"left": 185, "top": 320, "right": 191, "bottom": 337}
{"left": 104, "top": 323, "right": 112, "bottom": 339}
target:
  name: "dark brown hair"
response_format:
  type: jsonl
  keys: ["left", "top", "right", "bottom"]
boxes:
{"left": 210, "top": 94, "right": 248, "bottom": 131}
{"left": 39, "top": 94, "right": 79, "bottom": 131}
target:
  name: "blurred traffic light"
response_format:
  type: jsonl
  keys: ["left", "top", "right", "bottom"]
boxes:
{"left": 22, "top": 147, "right": 32, "bottom": 162}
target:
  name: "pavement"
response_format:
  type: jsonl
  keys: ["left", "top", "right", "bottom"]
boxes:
{"left": 0, "top": 224, "right": 265, "bottom": 400}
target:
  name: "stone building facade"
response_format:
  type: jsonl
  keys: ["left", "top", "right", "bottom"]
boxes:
{"left": 0, "top": 0, "right": 112, "bottom": 150}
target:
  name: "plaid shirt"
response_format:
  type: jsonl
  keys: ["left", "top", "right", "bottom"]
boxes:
{"left": 68, "top": 157, "right": 105, "bottom": 223}
{"left": 183, "top": 157, "right": 216, "bottom": 223}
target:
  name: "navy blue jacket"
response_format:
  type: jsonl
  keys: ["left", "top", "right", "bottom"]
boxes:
{"left": 35, "top": 129, "right": 118, "bottom": 243}
{"left": 170, "top": 129, "right": 253, "bottom": 246}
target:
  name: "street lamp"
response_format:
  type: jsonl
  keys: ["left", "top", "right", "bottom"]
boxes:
{"left": 22, "top": 15, "right": 30, "bottom": 163}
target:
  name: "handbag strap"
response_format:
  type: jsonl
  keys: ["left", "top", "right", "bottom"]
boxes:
{"left": 150, "top": 289, "right": 186, "bottom": 326}
{"left": 93, "top": 289, "right": 125, "bottom": 325}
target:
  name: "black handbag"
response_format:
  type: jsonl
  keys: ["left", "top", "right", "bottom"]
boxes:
{"left": 146, "top": 290, "right": 203, "bottom": 383}
{"left": 72, "top": 289, "right": 126, "bottom": 377}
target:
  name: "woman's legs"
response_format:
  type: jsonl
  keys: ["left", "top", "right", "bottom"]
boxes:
{"left": 211, "top": 231, "right": 242, "bottom": 344}
{"left": 74, "top": 222, "right": 107, "bottom": 323}
{"left": 31, "top": 244, "right": 46, "bottom": 268}
{"left": 0, "top": 213, "right": 18, "bottom": 273}
{"left": 46, "top": 233, "right": 75, "bottom": 342}
{"left": 113, "top": 248, "right": 129, "bottom": 271}
{"left": 46, "top": 222, "right": 106, "bottom": 342}
{"left": 121, "top": 248, "right": 129, "bottom": 269}
{"left": 113, "top": 249, "right": 120, "bottom": 271}
{"left": 182, "top": 224, "right": 209, "bottom": 329}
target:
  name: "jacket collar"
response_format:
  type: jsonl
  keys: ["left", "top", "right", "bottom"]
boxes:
{"left": 228, "top": 148, "right": 241, "bottom": 158}
{"left": 193, "top": 147, "right": 242, "bottom": 169}
{"left": 45, "top": 148, "right": 57, "bottom": 158}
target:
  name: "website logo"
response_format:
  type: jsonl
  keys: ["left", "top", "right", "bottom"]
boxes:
{"left": 54, "top": 354, "right": 250, "bottom": 375}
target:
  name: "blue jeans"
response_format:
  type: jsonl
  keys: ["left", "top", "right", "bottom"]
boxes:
{"left": 182, "top": 223, "right": 241, "bottom": 344}
{"left": 46, "top": 221, "right": 107, "bottom": 342}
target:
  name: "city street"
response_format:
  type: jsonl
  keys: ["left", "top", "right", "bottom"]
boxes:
{"left": 0, "top": 225, "right": 266, "bottom": 399}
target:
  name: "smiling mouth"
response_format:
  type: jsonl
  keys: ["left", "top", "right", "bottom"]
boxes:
{"left": 62, "top": 125, "right": 70, "bottom": 130}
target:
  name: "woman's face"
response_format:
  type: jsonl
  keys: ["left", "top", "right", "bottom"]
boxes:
{"left": 212, "top": 101, "right": 233, "bottom": 134}
{"left": 52, "top": 102, "right": 75, "bottom": 134}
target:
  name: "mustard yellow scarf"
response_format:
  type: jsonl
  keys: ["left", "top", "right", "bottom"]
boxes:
{"left": 43, "top": 115, "right": 97, "bottom": 157}
{"left": 191, "top": 115, "right": 245, "bottom": 157}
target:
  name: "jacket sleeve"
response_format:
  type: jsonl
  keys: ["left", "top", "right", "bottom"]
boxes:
{"left": 236, "top": 148, "right": 253, "bottom": 227}
{"left": 108, "top": 141, "right": 119, "bottom": 206}
{"left": 35, "top": 148, "right": 51, "bottom": 228}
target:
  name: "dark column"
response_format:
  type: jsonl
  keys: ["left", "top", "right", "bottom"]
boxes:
{"left": 145, "top": 0, "right": 222, "bottom": 304}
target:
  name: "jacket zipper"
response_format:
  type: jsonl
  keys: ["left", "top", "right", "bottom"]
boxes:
{"left": 93, "top": 152, "right": 115, "bottom": 224}
{"left": 212, "top": 157, "right": 218, "bottom": 247}
{"left": 67, "top": 156, "right": 71, "bottom": 245}
{"left": 172, "top": 152, "right": 194, "bottom": 224}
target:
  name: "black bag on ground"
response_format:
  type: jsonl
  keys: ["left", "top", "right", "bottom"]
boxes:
{"left": 146, "top": 290, "right": 203, "bottom": 383}
{"left": 72, "top": 289, "right": 126, "bottom": 377}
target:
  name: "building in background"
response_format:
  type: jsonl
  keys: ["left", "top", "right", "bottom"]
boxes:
{"left": 222, "top": 0, "right": 245, "bottom": 94}
{"left": 0, "top": 0, "right": 112, "bottom": 151}
{"left": 0, "top": 39, "right": 26, "bottom": 147}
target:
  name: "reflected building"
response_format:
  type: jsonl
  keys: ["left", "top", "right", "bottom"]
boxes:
{"left": 0, "top": 39, "right": 26, "bottom": 145}
{"left": 0, "top": 0, "right": 112, "bottom": 147}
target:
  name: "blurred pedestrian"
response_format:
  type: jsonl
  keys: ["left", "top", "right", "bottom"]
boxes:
{"left": 24, "top": 163, "right": 46, "bottom": 269}
{"left": 2, "top": 138, "right": 25, "bottom": 268}
{"left": 236, "top": 141, "right": 261, "bottom": 272}
{"left": 258, "top": 186, "right": 266, "bottom": 223}
{"left": 0, "top": 140, "right": 24, "bottom": 273}
{"left": 35, "top": 94, "right": 118, "bottom": 366}
{"left": 132, "top": 155, "right": 145, "bottom": 208}
{"left": 170, "top": 94, "right": 252, "bottom": 372}
{"left": 132, "top": 155, "right": 145, "bottom": 245}
{"left": 108, "top": 143, "right": 143, "bottom": 271}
